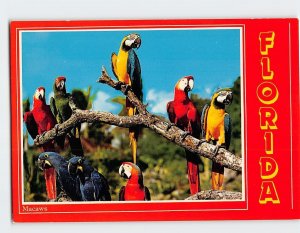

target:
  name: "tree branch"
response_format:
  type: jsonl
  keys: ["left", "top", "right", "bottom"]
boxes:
{"left": 34, "top": 66, "right": 242, "bottom": 172}
{"left": 186, "top": 190, "right": 242, "bottom": 200}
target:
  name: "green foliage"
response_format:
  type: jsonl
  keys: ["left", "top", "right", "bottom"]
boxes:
{"left": 226, "top": 77, "right": 241, "bottom": 156}
{"left": 22, "top": 77, "right": 242, "bottom": 202}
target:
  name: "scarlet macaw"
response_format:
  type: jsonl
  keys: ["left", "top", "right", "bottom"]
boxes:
{"left": 50, "top": 76, "right": 84, "bottom": 156}
{"left": 24, "top": 87, "right": 58, "bottom": 200}
{"left": 201, "top": 88, "right": 233, "bottom": 190}
{"left": 111, "top": 33, "right": 142, "bottom": 164}
{"left": 38, "top": 152, "right": 82, "bottom": 201}
{"left": 119, "top": 162, "right": 150, "bottom": 201}
{"left": 68, "top": 156, "right": 111, "bottom": 201}
{"left": 167, "top": 76, "right": 201, "bottom": 195}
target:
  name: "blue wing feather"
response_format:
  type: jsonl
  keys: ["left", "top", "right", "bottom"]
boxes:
{"left": 224, "top": 113, "right": 232, "bottom": 149}
{"left": 91, "top": 170, "right": 111, "bottom": 201}
{"left": 127, "top": 49, "right": 142, "bottom": 101}
{"left": 200, "top": 104, "right": 210, "bottom": 138}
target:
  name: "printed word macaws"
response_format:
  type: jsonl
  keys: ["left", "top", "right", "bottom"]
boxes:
{"left": 201, "top": 88, "right": 233, "bottom": 190}
{"left": 68, "top": 156, "right": 111, "bottom": 201}
{"left": 119, "top": 162, "right": 150, "bottom": 201}
{"left": 38, "top": 152, "right": 82, "bottom": 201}
{"left": 111, "top": 34, "right": 142, "bottom": 164}
{"left": 167, "top": 76, "right": 201, "bottom": 195}
{"left": 50, "top": 76, "right": 84, "bottom": 156}
{"left": 24, "top": 87, "right": 58, "bottom": 200}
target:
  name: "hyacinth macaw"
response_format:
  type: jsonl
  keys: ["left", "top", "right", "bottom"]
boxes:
{"left": 68, "top": 156, "right": 111, "bottom": 201}
{"left": 23, "top": 87, "right": 57, "bottom": 200}
{"left": 38, "top": 152, "right": 82, "bottom": 201}
{"left": 50, "top": 76, "right": 84, "bottom": 156}
{"left": 167, "top": 76, "right": 201, "bottom": 195}
{"left": 201, "top": 88, "right": 233, "bottom": 190}
{"left": 111, "top": 33, "right": 142, "bottom": 164}
{"left": 118, "top": 162, "right": 150, "bottom": 201}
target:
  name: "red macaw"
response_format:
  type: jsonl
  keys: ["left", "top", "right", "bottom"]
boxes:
{"left": 167, "top": 76, "right": 201, "bottom": 195}
{"left": 24, "top": 87, "right": 57, "bottom": 200}
{"left": 118, "top": 162, "right": 150, "bottom": 201}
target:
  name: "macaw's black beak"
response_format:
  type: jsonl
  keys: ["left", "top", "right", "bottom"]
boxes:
{"left": 184, "top": 85, "right": 191, "bottom": 92}
{"left": 133, "top": 37, "right": 141, "bottom": 49}
{"left": 67, "top": 163, "right": 77, "bottom": 175}
{"left": 224, "top": 92, "right": 233, "bottom": 105}
{"left": 38, "top": 159, "right": 52, "bottom": 171}
{"left": 119, "top": 166, "right": 125, "bottom": 177}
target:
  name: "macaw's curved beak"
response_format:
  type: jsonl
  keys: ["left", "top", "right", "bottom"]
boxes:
{"left": 119, "top": 165, "right": 125, "bottom": 177}
{"left": 224, "top": 92, "right": 233, "bottom": 105}
{"left": 77, "top": 165, "right": 83, "bottom": 173}
{"left": 38, "top": 159, "right": 52, "bottom": 171}
{"left": 133, "top": 37, "right": 141, "bottom": 49}
{"left": 184, "top": 85, "right": 191, "bottom": 92}
{"left": 119, "top": 164, "right": 131, "bottom": 179}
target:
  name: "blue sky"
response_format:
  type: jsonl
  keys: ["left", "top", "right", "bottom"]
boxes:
{"left": 22, "top": 28, "right": 240, "bottom": 117}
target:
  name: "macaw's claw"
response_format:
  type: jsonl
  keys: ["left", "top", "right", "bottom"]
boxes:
{"left": 212, "top": 144, "right": 226, "bottom": 157}
{"left": 180, "top": 131, "right": 191, "bottom": 142}
{"left": 197, "top": 139, "right": 207, "bottom": 147}
{"left": 166, "top": 123, "right": 176, "bottom": 131}
{"left": 123, "top": 84, "right": 131, "bottom": 95}
{"left": 40, "top": 131, "right": 47, "bottom": 137}
{"left": 115, "top": 81, "right": 123, "bottom": 90}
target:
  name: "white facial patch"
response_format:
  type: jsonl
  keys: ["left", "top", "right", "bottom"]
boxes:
{"left": 124, "top": 39, "right": 135, "bottom": 47}
{"left": 177, "top": 78, "right": 188, "bottom": 91}
{"left": 216, "top": 95, "right": 227, "bottom": 103}
{"left": 119, "top": 164, "right": 132, "bottom": 179}
{"left": 189, "top": 79, "right": 194, "bottom": 90}
{"left": 34, "top": 90, "right": 40, "bottom": 99}
{"left": 34, "top": 89, "right": 44, "bottom": 99}
{"left": 39, "top": 88, "right": 45, "bottom": 98}
{"left": 57, "top": 81, "right": 65, "bottom": 90}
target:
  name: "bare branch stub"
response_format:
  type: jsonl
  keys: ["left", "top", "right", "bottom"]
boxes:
{"left": 186, "top": 190, "right": 243, "bottom": 200}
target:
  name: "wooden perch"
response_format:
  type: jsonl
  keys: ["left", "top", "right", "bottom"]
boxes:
{"left": 34, "top": 66, "right": 242, "bottom": 172}
{"left": 186, "top": 190, "right": 243, "bottom": 200}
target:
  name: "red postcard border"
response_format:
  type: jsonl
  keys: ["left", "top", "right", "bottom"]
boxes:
{"left": 10, "top": 19, "right": 299, "bottom": 222}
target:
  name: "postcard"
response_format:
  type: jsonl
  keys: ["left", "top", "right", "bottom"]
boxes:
{"left": 10, "top": 19, "right": 300, "bottom": 221}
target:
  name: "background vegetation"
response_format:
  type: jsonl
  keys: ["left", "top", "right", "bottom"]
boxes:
{"left": 22, "top": 76, "right": 242, "bottom": 201}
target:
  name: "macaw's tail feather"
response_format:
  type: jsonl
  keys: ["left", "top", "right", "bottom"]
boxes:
{"left": 185, "top": 150, "right": 201, "bottom": 195}
{"left": 129, "top": 129, "right": 139, "bottom": 164}
{"left": 128, "top": 105, "right": 139, "bottom": 164}
{"left": 211, "top": 162, "right": 224, "bottom": 190}
{"left": 44, "top": 167, "right": 57, "bottom": 200}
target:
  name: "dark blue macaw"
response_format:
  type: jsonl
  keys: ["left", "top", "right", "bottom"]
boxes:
{"left": 68, "top": 157, "right": 111, "bottom": 201}
{"left": 38, "top": 152, "right": 82, "bottom": 201}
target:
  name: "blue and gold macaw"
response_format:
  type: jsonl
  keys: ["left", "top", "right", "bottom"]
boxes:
{"left": 111, "top": 33, "right": 142, "bottom": 164}
{"left": 201, "top": 88, "right": 233, "bottom": 190}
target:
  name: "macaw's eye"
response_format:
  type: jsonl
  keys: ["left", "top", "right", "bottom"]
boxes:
{"left": 44, "top": 154, "right": 49, "bottom": 158}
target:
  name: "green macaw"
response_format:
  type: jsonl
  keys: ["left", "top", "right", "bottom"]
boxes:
{"left": 50, "top": 76, "right": 84, "bottom": 156}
